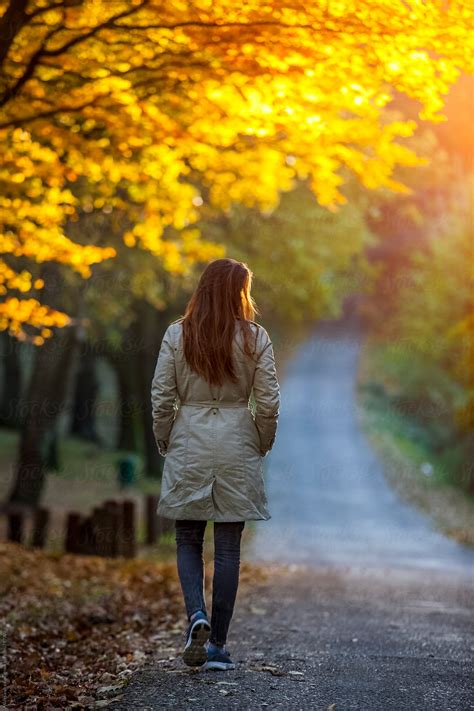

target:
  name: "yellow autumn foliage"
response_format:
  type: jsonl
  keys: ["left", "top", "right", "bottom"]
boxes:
{"left": 0, "top": 0, "right": 472, "bottom": 337}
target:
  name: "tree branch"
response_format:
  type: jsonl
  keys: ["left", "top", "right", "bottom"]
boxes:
{"left": 0, "top": 0, "right": 148, "bottom": 108}
{"left": 0, "top": 97, "right": 103, "bottom": 129}
{"left": 114, "top": 20, "right": 313, "bottom": 31}
{"left": 0, "top": 26, "right": 61, "bottom": 107}
{"left": 0, "top": 0, "right": 29, "bottom": 67}
{"left": 42, "top": 1, "right": 148, "bottom": 58}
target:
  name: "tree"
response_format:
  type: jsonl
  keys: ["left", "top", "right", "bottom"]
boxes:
{"left": 1, "top": 0, "right": 472, "bottom": 337}
{"left": 370, "top": 174, "right": 473, "bottom": 491}
{"left": 357, "top": 89, "right": 474, "bottom": 494}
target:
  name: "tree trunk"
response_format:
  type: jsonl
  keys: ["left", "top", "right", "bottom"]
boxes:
{"left": 101, "top": 326, "right": 142, "bottom": 452}
{"left": 0, "top": 0, "right": 29, "bottom": 68}
{"left": 8, "top": 324, "right": 78, "bottom": 507}
{"left": 8, "top": 262, "right": 81, "bottom": 508}
{"left": 115, "top": 356, "right": 141, "bottom": 452}
{"left": 133, "top": 301, "right": 165, "bottom": 478}
{"left": 70, "top": 341, "right": 101, "bottom": 443}
{"left": 0, "top": 331, "right": 23, "bottom": 428}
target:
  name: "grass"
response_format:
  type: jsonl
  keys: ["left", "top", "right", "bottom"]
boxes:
{"left": 0, "top": 429, "right": 149, "bottom": 498}
{"left": 355, "top": 340, "right": 474, "bottom": 547}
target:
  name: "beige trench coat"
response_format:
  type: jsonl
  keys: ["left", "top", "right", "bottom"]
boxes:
{"left": 151, "top": 318, "right": 280, "bottom": 521}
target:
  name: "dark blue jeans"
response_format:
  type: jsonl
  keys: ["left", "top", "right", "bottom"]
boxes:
{"left": 175, "top": 519, "right": 246, "bottom": 647}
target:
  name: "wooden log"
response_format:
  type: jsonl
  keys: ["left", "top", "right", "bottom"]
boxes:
{"left": 65, "top": 512, "right": 82, "bottom": 554}
{"left": 145, "top": 494, "right": 158, "bottom": 545}
{"left": 31, "top": 507, "right": 49, "bottom": 548}
{"left": 7, "top": 511, "right": 23, "bottom": 543}
{"left": 80, "top": 516, "right": 96, "bottom": 556}
{"left": 92, "top": 506, "right": 107, "bottom": 557}
{"left": 116, "top": 502, "right": 125, "bottom": 557}
{"left": 122, "top": 500, "right": 136, "bottom": 559}
{"left": 94, "top": 504, "right": 116, "bottom": 557}
{"left": 104, "top": 500, "right": 120, "bottom": 557}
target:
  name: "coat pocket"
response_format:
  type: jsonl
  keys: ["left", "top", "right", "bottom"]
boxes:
{"left": 246, "top": 458, "right": 268, "bottom": 509}
{"left": 242, "top": 408, "right": 262, "bottom": 454}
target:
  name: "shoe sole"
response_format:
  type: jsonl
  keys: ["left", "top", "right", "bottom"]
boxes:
{"left": 203, "top": 660, "right": 236, "bottom": 671}
{"left": 182, "top": 620, "right": 211, "bottom": 667}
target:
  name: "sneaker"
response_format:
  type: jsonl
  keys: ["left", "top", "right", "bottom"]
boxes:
{"left": 203, "top": 643, "right": 236, "bottom": 671}
{"left": 182, "top": 611, "right": 211, "bottom": 667}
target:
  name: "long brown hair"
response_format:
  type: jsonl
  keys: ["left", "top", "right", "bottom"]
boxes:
{"left": 180, "top": 258, "right": 260, "bottom": 386}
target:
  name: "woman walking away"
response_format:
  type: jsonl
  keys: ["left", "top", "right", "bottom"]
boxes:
{"left": 151, "top": 258, "right": 280, "bottom": 671}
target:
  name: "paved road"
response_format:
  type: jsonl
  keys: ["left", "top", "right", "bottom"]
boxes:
{"left": 115, "top": 564, "right": 473, "bottom": 710}
{"left": 116, "top": 318, "right": 473, "bottom": 710}
{"left": 245, "top": 318, "right": 474, "bottom": 573}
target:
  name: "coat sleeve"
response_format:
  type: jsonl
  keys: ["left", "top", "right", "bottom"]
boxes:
{"left": 252, "top": 329, "right": 281, "bottom": 456}
{"left": 151, "top": 325, "right": 178, "bottom": 456}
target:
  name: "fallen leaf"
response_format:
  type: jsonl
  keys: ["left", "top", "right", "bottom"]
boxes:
{"left": 254, "top": 664, "right": 286, "bottom": 676}
{"left": 215, "top": 681, "right": 238, "bottom": 686}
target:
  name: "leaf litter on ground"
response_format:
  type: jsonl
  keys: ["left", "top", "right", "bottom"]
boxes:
{"left": 0, "top": 542, "right": 270, "bottom": 707}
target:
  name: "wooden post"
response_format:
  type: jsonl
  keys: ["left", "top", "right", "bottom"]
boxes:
{"left": 92, "top": 506, "right": 106, "bottom": 557}
{"left": 115, "top": 502, "right": 124, "bottom": 557}
{"left": 104, "top": 500, "right": 120, "bottom": 557}
{"left": 122, "top": 500, "right": 136, "bottom": 558}
{"left": 64, "top": 499, "right": 137, "bottom": 558}
{"left": 95, "top": 503, "right": 111, "bottom": 557}
{"left": 65, "top": 512, "right": 82, "bottom": 553}
{"left": 146, "top": 495, "right": 158, "bottom": 545}
{"left": 80, "top": 516, "right": 96, "bottom": 556}
{"left": 7, "top": 511, "right": 23, "bottom": 543}
{"left": 31, "top": 508, "right": 49, "bottom": 548}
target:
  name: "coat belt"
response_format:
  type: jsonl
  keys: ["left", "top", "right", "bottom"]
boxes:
{"left": 180, "top": 400, "right": 249, "bottom": 408}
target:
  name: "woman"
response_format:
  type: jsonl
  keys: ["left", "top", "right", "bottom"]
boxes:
{"left": 151, "top": 258, "right": 280, "bottom": 671}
